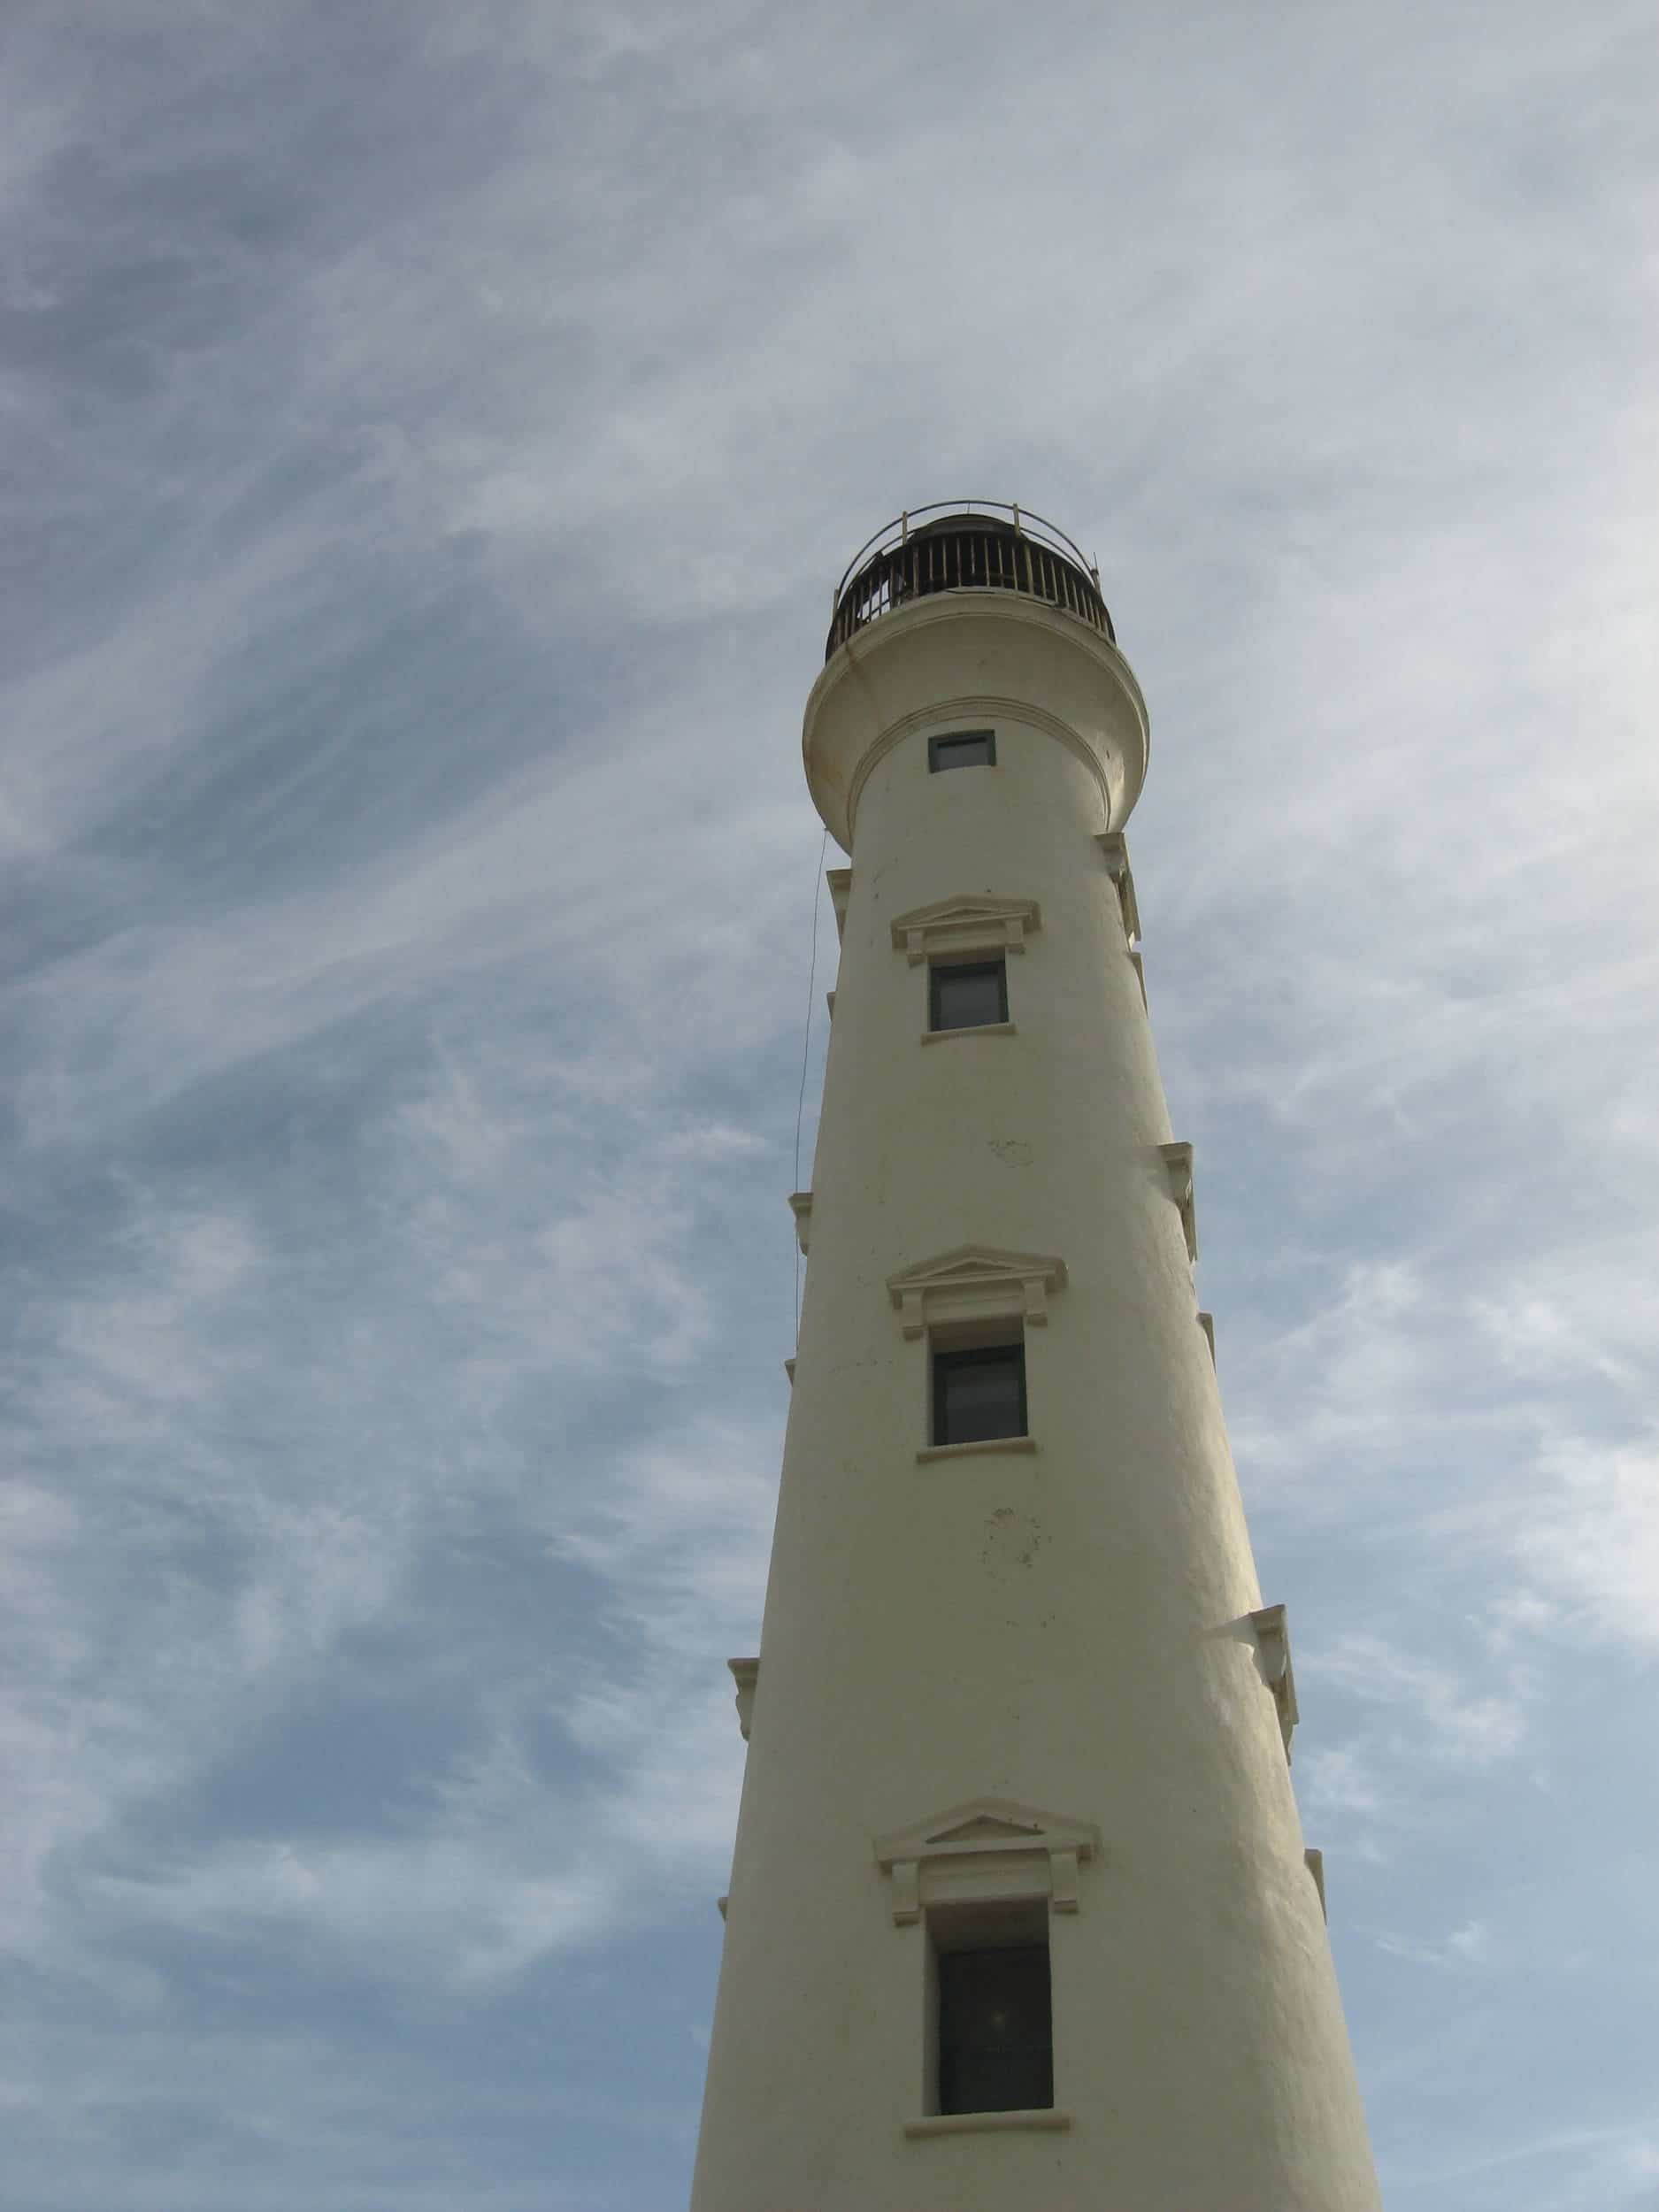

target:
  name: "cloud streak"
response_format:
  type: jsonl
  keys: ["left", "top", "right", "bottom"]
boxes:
{"left": 1, "top": 1, "right": 1653, "bottom": 2206}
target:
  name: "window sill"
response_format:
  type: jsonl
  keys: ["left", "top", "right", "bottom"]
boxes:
{"left": 921, "top": 1021, "right": 1018, "bottom": 1044}
{"left": 904, "top": 2108, "right": 1072, "bottom": 2139}
{"left": 916, "top": 1434, "right": 1037, "bottom": 1464}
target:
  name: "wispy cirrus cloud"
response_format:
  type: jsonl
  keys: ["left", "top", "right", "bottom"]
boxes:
{"left": 1, "top": 1, "right": 1653, "bottom": 2208}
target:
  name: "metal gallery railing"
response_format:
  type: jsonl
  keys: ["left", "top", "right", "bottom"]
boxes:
{"left": 826, "top": 502, "right": 1114, "bottom": 660}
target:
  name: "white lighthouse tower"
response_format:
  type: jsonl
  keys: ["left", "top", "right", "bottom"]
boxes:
{"left": 691, "top": 505, "right": 1383, "bottom": 2211}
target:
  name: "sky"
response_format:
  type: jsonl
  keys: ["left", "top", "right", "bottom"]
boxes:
{"left": 1, "top": 1, "right": 1655, "bottom": 2206}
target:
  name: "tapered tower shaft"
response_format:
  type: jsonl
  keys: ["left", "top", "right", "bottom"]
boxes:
{"left": 691, "top": 508, "right": 1381, "bottom": 2211}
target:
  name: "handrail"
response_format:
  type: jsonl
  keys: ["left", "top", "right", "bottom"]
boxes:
{"left": 833, "top": 502, "right": 1098, "bottom": 603}
{"left": 826, "top": 503, "right": 1112, "bottom": 662}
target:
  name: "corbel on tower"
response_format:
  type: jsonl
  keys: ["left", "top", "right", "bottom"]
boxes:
{"left": 1304, "top": 1847, "right": 1327, "bottom": 1921}
{"left": 1157, "top": 1141, "right": 1198, "bottom": 1264}
{"left": 1094, "top": 831, "right": 1141, "bottom": 947}
{"left": 727, "top": 1656, "right": 760, "bottom": 1742}
{"left": 1248, "top": 1602, "right": 1299, "bottom": 1758}
{"left": 1096, "top": 832, "right": 1147, "bottom": 1008}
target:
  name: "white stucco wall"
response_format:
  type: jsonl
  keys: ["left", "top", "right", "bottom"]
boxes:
{"left": 689, "top": 590, "right": 1382, "bottom": 2211}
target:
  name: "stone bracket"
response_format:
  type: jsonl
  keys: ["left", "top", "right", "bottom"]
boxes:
{"left": 1304, "top": 1847, "right": 1326, "bottom": 1921}
{"left": 788, "top": 1191, "right": 813, "bottom": 1254}
{"left": 826, "top": 868, "right": 851, "bottom": 943}
{"left": 1094, "top": 831, "right": 1141, "bottom": 946}
{"left": 727, "top": 1656, "right": 759, "bottom": 1743}
{"left": 1157, "top": 1141, "right": 1198, "bottom": 1263}
{"left": 1197, "top": 1311, "right": 1216, "bottom": 1366}
{"left": 1249, "top": 1603, "right": 1299, "bottom": 1758}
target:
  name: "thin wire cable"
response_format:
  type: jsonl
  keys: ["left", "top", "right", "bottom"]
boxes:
{"left": 793, "top": 826, "right": 830, "bottom": 1343}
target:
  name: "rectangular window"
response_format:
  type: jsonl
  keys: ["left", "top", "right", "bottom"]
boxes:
{"left": 937, "top": 1939, "right": 1053, "bottom": 2115}
{"left": 927, "top": 729, "right": 995, "bottom": 773}
{"left": 929, "top": 956, "right": 1008, "bottom": 1033}
{"left": 933, "top": 1340, "right": 1026, "bottom": 1447}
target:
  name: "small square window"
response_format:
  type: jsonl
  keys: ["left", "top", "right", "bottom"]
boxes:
{"left": 927, "top": 729, "right": 995, "bottom": 773}
{"left": 933, "top": 1340, "right": 1026, "bottom": 1446}
{"left": 937, "top": 1939, "right": 1053, "bottom": 2116}
{"left": 929, "top": 957, "right": 1008, "bottom": 1033}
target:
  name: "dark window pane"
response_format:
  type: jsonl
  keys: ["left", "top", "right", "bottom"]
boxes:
{"left": 928, "top": 729, "right": 996, "bottom": 772}
{"left": 938, "top": 1945, "right": 1053, "bottom": 2115}
{"left": 930, "top": 959, "right": 1008, "bottom": 1032}
{"left": 933, "top": 1343, "right": 1026, "bottom": 1446}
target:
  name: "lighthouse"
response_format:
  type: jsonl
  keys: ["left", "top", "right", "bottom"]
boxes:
{"left": 690, "top": 505, "right": 1383, "bottom": 2210}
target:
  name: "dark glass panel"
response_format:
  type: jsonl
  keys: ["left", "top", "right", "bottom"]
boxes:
{"left": 933, "top": 1342, "right": 1026, "bottom": 1446}
{"left": 938, "top": 1944, "right": 1053, "bottom": 2115}
{"left": 930, "top": 958, "right": 1008, "bottom": 1033}
{"left": 927, "top": 729, "right": 996, "bottom": 772}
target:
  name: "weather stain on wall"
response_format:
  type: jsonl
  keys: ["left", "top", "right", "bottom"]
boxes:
{"left": 981, "top": 1504, "right": 1043, "bottom": 1578}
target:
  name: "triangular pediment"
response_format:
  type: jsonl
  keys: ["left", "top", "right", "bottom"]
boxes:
{"left": 874, "top": 1795, "right": 1099, "bottom": 1869}
{"left": 889, "top": 892, "right": 1041, "bottom": 963}
{"left": 887, "top": 1245, "right": 1068, "bottom": 1338}
{"left": 890, "top": 893, "right": 1040, "bottom": 934}
{"left": 887, "top": 1245, "right": 1065, "bottom": 1295}
{"left": 929, "top": 1813, "right": 1044, "bottom": 1847}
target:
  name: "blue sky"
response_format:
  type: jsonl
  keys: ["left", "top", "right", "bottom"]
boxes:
{"left": 2, "top": 3, "right": 1655, "bottom": 2206}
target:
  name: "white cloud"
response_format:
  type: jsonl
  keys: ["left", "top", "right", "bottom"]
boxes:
{"left": 1310, "top": 1633, "right": 1531, "bottom": 1769}
{"left": 1513, "top": 1432, "right": 1659, "bottom": 1653}
{"left": 1376, "top": 1916, "right": 1494, "bottom": 1971}
{"left": 72, "top": 1413, "right": 774, "bottom": 1986}
{"left": 1, "top": 0, "right": 1654, "bottom": 2205}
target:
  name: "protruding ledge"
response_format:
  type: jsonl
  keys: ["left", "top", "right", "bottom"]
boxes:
{"left": 1197, "top": 1311, "right": 1216, "bottom": 1366}
{"left": 890, "top": 893, "right": 1041, "bottom": 966}
{"left": 916, "top": 1434, "right": 1038, "bottom": 1464}
{"left": 919, "top": 1020, "right": 1017, "bottom": 1045}
{"left": 1249, "top": 1603, "right": 1298, "bottom": 1758}
{"left": 1129, "top": 944, "right": 1148, "bottom": 1010}
{"left": 887, "top": 1245, "right": 1067, "bottom": 1340}
{"left": 727, "top": 1656, "right": 759, "bottom": 1742}
{"left": 1157, "top": 1141, "right": 1198, "bottom": 1263}
{"left": 904, "top": 2109, "right": 1072, "bottom": 2139}
{"left": 716, "top": 1893, "right": 728, "bottom": 1921}
{"left": 788, "top": 1191, "right": 812, "bottom": 1254}
{"left": 783, "top": 1356, "right": 796, "bottom": 1385}
{"left": 1094, "top": 830, "right": 1141, "bottom": 945}
{"left": 1304, "top": 1847, "right": 1326, "bottom": 1921}
{"left": 826, "top": 867, "right": 851, "bottom": 943}
{"left": 825, "top": 989, "right": 836, "bottom": 1020}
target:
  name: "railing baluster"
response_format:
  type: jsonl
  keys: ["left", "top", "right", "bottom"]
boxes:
{"left": 827, "top": 508, "right": 1113, "bottom": 656}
